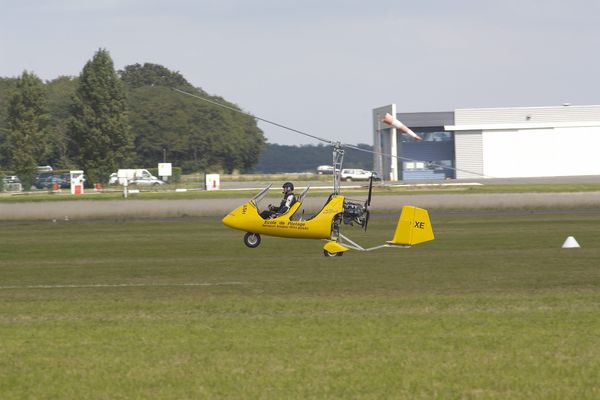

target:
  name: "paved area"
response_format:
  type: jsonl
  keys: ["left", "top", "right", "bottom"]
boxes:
{"left": 1, "top": 191, "right": 599, "bottom": 221}
{"left": 217, "top": 175, "right": 600, "bottom": 189}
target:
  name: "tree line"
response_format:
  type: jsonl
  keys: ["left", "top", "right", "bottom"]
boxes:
{"left": 0, "top": 49, "right": 266, "bottom": 186}
{"left": 252, "top": 143, "right": 373, "bottom": 173}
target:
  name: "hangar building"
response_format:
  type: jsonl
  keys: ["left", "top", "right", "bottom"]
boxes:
{"left": 372, "top": 104, "right": 600, "bottom": 181}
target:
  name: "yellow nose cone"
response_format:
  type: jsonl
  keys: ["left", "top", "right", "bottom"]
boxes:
{"left": 222, "top": 212, "right": 237, "bottom": 228}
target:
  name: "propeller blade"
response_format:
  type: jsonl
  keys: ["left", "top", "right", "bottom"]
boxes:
{"left": 362, "top": 174, "right": 373, "bottom": 231}
{"left": 366, "top": 174, "right": 373, "bottom": 207}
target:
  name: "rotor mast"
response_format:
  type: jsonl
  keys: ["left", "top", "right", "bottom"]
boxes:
{"left": 332, "top": 142, "right": 344, "bottom": 195}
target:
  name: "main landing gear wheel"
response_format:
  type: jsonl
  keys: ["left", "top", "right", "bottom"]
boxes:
{"left": 323, "top": 250, "right": 344, "bottom": 257}
{"left": 243, "top": 232, "right": 261, "bottom": 248}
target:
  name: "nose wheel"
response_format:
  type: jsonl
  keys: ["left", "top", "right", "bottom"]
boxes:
{"left": 323, "top": 250, "right": 344, "bottom": 257}
{"left": 243, "top": 232, "right": 261, "bottom": 248}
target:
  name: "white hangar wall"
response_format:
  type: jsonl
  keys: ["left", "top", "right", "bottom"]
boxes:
{"left": 454, "top": 131, "right": 483, "bottom": 179}
{"left": 448, "top": 105, "right": 600, "bottom": 179}
{"left": 482, "top": 126, "right": 600, "bottom": 178}
{"left": 373, "top": 104, "right": 600, "bottom": 180}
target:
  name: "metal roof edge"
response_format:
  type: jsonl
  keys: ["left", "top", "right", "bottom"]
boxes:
{"left": 445, "top": 121, "right": 600, "bottom": 131}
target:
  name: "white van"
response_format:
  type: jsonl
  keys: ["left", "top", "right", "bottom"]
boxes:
{"left": 110, "top": 169, "right": 160, "bottom": 185}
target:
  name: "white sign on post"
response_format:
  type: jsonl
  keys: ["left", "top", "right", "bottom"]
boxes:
{"left": 205, "top": 174, "right": 220, "bottom": 191}
{"left": 158, "top": 163, "right": 172, "bottom": 177}
{"left": 70, "top": 170, "right": 85, "bottom": 195}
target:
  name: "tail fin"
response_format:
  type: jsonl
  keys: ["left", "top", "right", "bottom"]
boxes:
{"left": 387, "top": 206, "right": 434, "bottom": 246}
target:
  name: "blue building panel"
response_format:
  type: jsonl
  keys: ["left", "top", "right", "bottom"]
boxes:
{"left": 395, "top": 112, "right": 456, "bottom": 180}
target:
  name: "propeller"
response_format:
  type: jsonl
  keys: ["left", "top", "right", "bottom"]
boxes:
{"left": 363, "top": 174, "right": 374, "bottom": 231}
{"left": 366, "top": 174, "right": 373, "bottom": 207}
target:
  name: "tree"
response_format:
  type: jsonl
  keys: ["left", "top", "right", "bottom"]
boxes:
{"left": 119, "top": 63, "right": 191, "bottom": 89}
{"left": 2, "top": 59, "right": 267, "bottom": 175}
{"left": 5, "top": 71, "right": 49, "bottom": 188}
{"left": 0, "top": 77, "right": 18, "bottom": 168}
{"left": 46, "top": 76, "right": 78, "bottom": 168}
{"left": 68, "top": 49, "right": 134, "bottom": 184}
{"left": 126, "top": 84, "right": 266, "bottom": 173}
{"left": 253, "top": 143, "right": 374, "bottom": 173}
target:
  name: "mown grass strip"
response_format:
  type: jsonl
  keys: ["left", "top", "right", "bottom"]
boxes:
{"left": 1, "top": 213, "right": 600, "bottom": 398}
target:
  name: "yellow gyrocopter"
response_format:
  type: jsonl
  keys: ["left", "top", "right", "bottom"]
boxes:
{"left": 221, "top": 143, "right": 434, "bottom": 256}
{"left": 172, "top": 88, "right": 435, "bottom": 256}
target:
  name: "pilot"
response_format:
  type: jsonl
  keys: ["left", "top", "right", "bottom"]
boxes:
{"left": 261, "top": 182, "right": 296, "bottom": 219}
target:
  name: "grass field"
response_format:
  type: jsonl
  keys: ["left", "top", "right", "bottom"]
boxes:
{"left": 1, "top": 211, "right": 600, "bottom": 399}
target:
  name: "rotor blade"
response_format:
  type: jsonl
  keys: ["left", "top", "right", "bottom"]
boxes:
{"left": 173, "top": 87, "right": 492, "bottom": 179}
{"left": 172, "top": 88, "right": 333, "bottom": 145}
{"left": 363, "top": 210, "right": 370, "bottom": 232}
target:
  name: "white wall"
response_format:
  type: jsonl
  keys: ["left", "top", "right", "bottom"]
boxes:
{"left": 454, "top": 131, "right": 484, "bottom": 179}
{"left": 482, "top": 126, "right": 600, "bottom": 178}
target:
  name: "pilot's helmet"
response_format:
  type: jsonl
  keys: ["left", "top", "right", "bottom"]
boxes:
{"left": 282, "top": 182, "right": 294, "bottom": 192}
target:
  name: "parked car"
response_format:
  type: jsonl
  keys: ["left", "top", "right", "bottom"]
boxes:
{"left": 129, "top": 176, "right": 165, "bottom": 186}
{"left": 316, "top": 165, "right": 334, "bottom": 175}
{"left": 56, "top": 173, "right": 71, "bottom": 189}
{"left": 35, "top": 174, "right": 70, "bottom": 189}
{"left": 2, "top": 175, "right": 20, "bottom": 184}
{"left": 34, "top": 172, "right": 54, "bottom": 189}
{"left": 340, "top": 169, "right": 378, "bottom": 181}
{"left": 108, "top": 173, "right": 118, "bottom": 185}
{"left": 1, "top": 176, "right": 22, "bottom": 192}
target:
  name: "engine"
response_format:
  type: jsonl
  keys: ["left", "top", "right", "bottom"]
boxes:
{"left": 342, "top": 200, "right": 368, "bottom": 227}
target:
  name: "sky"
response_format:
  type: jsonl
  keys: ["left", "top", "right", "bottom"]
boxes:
{"left": 1, "top": 0, "right": 599, "bottom": 146}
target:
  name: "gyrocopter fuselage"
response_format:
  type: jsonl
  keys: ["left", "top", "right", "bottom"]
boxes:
{"left": 222, "top": 143, "right": 434, "bottom": 256}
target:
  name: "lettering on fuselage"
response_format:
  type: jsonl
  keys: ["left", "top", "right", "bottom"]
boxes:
{"left": 263, "top": 220, "right": 277, "bottom": 227}
{"left": 414, "top": 221, "right": 425, "bottom": 229}
{"left": 287, "top": 221, "right": 308, "bottom": 230}
{"left": 261, "top": 220, "right": 309, "bottom": 231}
{"left": 241, "top": 205, "right": 247, "bottom": 215}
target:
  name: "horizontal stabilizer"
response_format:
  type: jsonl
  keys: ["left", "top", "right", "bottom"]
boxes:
{"left": 387, "top": 206, "right": 434, "bottom": 246}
